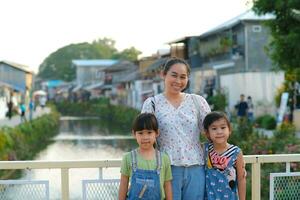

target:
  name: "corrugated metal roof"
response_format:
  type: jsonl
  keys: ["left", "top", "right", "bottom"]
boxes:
{"left": 118, "top": 71, "right": 141, "bottom": 83}
{"left": 167, "top": 36, "right": 195, "bottom": 44}
{"left": 84, "top": 82, "right": 104, "bottom": 90}
{"left": 144, "top": 57, "right": 168, "bottom": 72}
{"left": 200, "top": 10, "right": 275, "bottom": 38}
{"left": 0, "top": 81, "right": 25, "bottom": 92}
{"left": 72, "top": 59, "right": 118, "bottom": 67}
{"left": 0, "top": 60, "right": 33, "bottom": 73}
{"left": 105, "top": 60, "right": 137, "bottom": 72}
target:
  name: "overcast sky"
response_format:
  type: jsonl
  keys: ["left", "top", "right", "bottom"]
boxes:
{"left": 0, "top": 0, "right": 251, "bottom": 73}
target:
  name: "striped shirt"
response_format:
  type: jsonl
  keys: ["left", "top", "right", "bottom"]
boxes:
{"left": 208, "top": 143, "right": 239, "bottom": 170}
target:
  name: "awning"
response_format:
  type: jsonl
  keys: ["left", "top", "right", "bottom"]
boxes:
{"left": 33, "top": 90, "right": 47, "bottom": 96}
{"left": 72, "top": 84, "right": 82, "bottom": 92}
{"left": 47, "top": 80, "right": 64, "bottom": 88}
{"left": 84, "top": 82, "right": 104, "bottom": 90}
{"left": 213, "top": 62, "right": 235, "bottom": 70}
{"left": 100, "top": 84, "right": 113, "bottom": 90}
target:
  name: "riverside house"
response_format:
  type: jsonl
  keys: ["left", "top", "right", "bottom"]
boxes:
{"left": 0, "top": 60, "right": 34, "bottom": 119}
{"left": 168, "top": 10, "right": 284, "bottom": 115}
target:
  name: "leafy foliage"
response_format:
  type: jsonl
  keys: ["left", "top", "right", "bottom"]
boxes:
{"left": 207, "top": 90, "right": 227, "bottom": 111}
{"left": 0, "top": 110, "right": 60, "bottom": 179}
{"left": 253, "top": 1, "right": 300, "bottom": 81}
{"left": 255, "top": 114, "right": 277, "bottom": 130}
{"left": 229, "top": 120, "right": 299, "bottom": 199}
{"left": 113, "top": 46, "right": 142, "bottom": 61}
{"left": 38, "top": 38, "right": 141, "bottom": 81}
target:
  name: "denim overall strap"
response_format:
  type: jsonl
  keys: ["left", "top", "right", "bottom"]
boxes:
{"left": 204, "top": 143, "right": 209, "bottom": 169}
{"left": 131, "top": 149, "right": 138, "bottom": 172}
{"left": 155, "top": 149, "right": 162, "bottom": 174}
{"left": 131, "top": 149, "right": 162, "bottom": 172}
{"left": 127, "top": 149, "right": 162, "bottom": 200}
{"left": 225, "top": 145, "right": 240, "bottom": 198}
{"left": 228, "top": 146, "right": 240, "bottom": 166}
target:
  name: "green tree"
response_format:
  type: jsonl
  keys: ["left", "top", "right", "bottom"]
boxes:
{"left": 114, "top": 46, "right": 142, "bottom": 61}
{"left": 91, "top": 37, "right": 118, "bottom": 59}
{"left": 252, "top": 1, "right": 300, "bottom": 80}
{"left": 38, "top": 38, "right": 141, "bottom": 81}
{"left": 38, "top": 42, "right": 99, "bottom": 81}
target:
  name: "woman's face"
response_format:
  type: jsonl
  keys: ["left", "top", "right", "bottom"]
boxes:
{"left": 163, "top": 63, "right": 188, "bottom": 94}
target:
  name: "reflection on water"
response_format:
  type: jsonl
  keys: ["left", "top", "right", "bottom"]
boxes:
{"left": 59, "top": 118, "right": 130, "bottom": 136}
{"left": 19, "top": 118, "right": 137, "bottom": 200}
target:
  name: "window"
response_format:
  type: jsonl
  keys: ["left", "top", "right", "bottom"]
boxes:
{"left": 252, "top": 25, "right": 262, "bottom": 32}
{"left": 96, "top": 70, "right": 102, "bottom": 79}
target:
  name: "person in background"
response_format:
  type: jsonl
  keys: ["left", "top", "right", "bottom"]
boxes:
{"left": 6, "top": 93, "right": 13, "bottom": 120}
{"left": 247, "top": 96, "right": 254, "bottom": 122}
{"left": 203, "top": 111, "right": 246, "bottom": 200}
{"left": 19, "top": 102, "right": 27, "bottom": 123}
{"left": 39, "top": 95, "right": 47, "bottom": 109}
{"left": 29, "top": 99, "right": 35, "bottom": 121}
{"left": 235, "top": 94, "right": 248, "bottom": 123}
{"left": 141, "top": 57, "right": 211, "bottom": 200}
{"left": 118, "top": 113, "right": 172, "bottom": 200}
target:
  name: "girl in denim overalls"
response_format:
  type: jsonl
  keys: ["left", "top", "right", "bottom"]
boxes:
{"left": 203, "top": 111, "right": 246, "bottom": 200}
{"left": 119, "top": 113, "right": 172, "bottom": 200}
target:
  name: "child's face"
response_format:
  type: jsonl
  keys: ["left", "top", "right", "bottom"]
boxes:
{"left": 133, "top": 129, "right": 159, "bottom": 150}
{"left": 205, "top": 118, "right": 231, "bottom": 145}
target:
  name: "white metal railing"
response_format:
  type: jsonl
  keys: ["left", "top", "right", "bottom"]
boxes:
{"left": 269, "top": 172, "right": 300, "bottom": 199}
{"left": 243, "top": 154, "right": 300, "bottom": 200}
{"left": 0, "top": 154, "right": 299, "bottom": 200}
{"left": 0, "top": 179, "right": 50, "bottom": 200}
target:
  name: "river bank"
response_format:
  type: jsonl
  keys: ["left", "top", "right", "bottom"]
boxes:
{"left": 0, "top": 109, "right": 60, "bottom": 179}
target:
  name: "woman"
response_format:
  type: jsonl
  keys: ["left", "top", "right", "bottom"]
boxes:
{"left": 141, "top": 57, "right": 211, "bottom": 200}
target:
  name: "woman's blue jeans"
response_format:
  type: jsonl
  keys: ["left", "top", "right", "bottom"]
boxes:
{"left": 171, "top": 165, "right": 205, "bottom": 200}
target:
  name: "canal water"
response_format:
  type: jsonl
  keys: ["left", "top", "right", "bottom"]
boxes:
{"left": 21, "top": 118, "right": 137, "bottom": 200}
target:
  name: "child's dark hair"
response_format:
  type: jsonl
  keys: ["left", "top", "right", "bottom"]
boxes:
{"left": 203, "top": 111, "right": 231, "bottom": 131}
{"left": 132, "top": 113, "right": 159, "bottom": 132}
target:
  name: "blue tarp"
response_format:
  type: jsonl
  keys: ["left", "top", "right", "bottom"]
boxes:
{"left": 46, "top": 80, "right": 64, "bottom": 88}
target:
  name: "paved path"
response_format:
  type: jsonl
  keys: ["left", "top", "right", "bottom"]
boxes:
{"left": 0, "top": 107, "right": 51, "bottom": 128}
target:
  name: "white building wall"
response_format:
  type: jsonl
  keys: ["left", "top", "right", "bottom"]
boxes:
{"left": 190, "top": 69, "right": 216, "bottom": 94}
{"left": 132, "top": 80, "right": 152, "bottom": 110}
{"left": 129, "top": 80, "right": 164, "bottom": 110}
{"left": 77, "top": 66, "right": 105, "bottom": 86}
{"left": 220, "top": 71, "right": 284, "bottom": 115}
{"left": 0, "top": 97, "right": 7, "bottom": 119}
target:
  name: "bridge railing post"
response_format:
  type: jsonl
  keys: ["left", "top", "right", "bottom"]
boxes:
{"left": 61, "top": 168, "right": 69, "bottom": 200}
